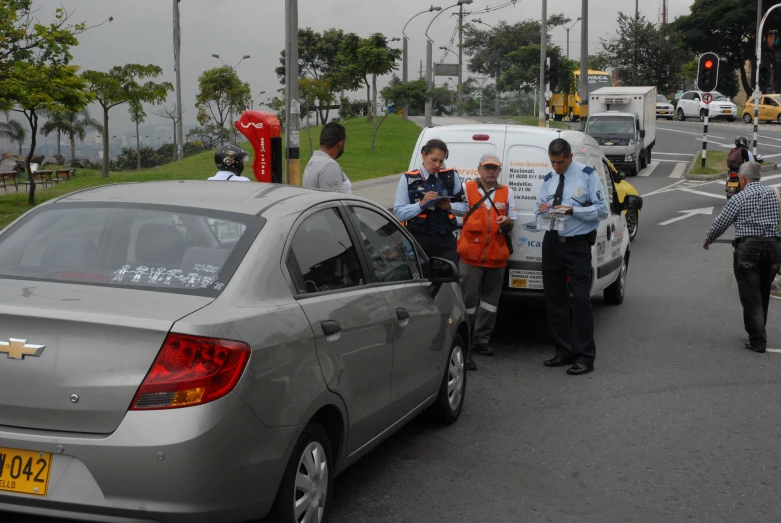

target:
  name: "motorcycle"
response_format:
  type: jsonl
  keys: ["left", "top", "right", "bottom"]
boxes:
{"left": 725, "top": 171, "right": 741, "bottom": 199}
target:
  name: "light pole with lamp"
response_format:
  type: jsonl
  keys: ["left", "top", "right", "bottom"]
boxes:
{"left": 426, "top": 2, "right": 471, "bottom": 125}
{"left": 472, "top": 18, "right": 501, "bottom": 117}
{"left": 402, "top": 6, "right": 442, "bottom": 121}
{"left": 211, "top": 53, "right": 251, "bottom": 143}
{"left": 251, "top": 91, "right": 266, "bottom": 111}
{"left": 566, "top": 17, "right": 581, "bottom": 60}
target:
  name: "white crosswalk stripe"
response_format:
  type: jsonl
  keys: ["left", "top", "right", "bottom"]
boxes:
{"left": 669, "top": 163, "right": 687, "bottom": 178}
{"left": 637, "top": 161, "right": 659, "bottom": 177}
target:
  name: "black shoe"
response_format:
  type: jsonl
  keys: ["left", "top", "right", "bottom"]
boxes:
{"left": 466, "top": 357, "right": 477, "bottom": 371}
{"left": 566, "top": 363, "right": 594, "bottom": 375}
{"left": 744, "top": 343, "right": 767, "bottom": 354}
{"left": 543, "top": 356, "right": 574, "bottom": 367}
{"left": 473, "top": 344, "right": 495, "bottom": 356}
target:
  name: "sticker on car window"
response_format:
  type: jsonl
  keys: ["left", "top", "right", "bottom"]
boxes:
{"left": 193, "top": 264, "right": 220, "bottom": 274}
{"left": 111, "top": 265, "right": 225, "bottom": 290}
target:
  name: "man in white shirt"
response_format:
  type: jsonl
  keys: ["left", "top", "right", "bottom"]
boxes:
{"left": 208, "top": 144, "right": 252, "bottom": 182}
{"left": 303, "top": 122, "right": 351, "bottom": 193}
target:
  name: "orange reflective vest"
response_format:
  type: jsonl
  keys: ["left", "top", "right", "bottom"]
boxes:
{"left": 457, "top": 180, "right": 511, "bottom": 268}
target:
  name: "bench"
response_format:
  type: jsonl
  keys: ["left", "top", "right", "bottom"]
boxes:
{"left": 17, "top": 171, "right": 53, "bottom": 191}
{"left": 0, "top": 172, "right": 19, "bottom": 193}
{"left": 51, "top": 169, "right": 72, "bottom": 185}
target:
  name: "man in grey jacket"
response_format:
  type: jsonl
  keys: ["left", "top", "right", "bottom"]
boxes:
{"left": 303, "top": 122, "right": 351, "bottom": 193}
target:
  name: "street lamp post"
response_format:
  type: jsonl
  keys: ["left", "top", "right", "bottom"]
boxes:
{"left": 457, "top": 0, "right": 474, "bottom": 117}
{"left": 566, "top": 17, "right": 581, "bottom": 60}
{"left": 251, "top": 90, "right": 266, "bottom": 111}
{"left": 211, "top": 53, "right": 251, "bottom": 143}
{"left": 173, "top": 0, "right": 184, "bottom": 161}
{"left": 473, "top": 18, "right": 501, "bottom": 117}
{"left": 403, "top": 6, "right": 442, "bottom": 121}
{"left": 285, "top": 0, "right": 300, "bottom": 185}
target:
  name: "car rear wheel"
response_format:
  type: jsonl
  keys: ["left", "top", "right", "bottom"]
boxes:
{"left": 744, "top": 113, "right": 754, "bottom": 124}
{"left": 604, "top": 254, "right": 628, "bottom": 305}
{"left": 625, "top": 210, "right": 639, "bottom": 242}
{"left": 677, "top": 108, "right": 686, "bottom": 121}
{"left": 269, "top": 423, "right": 334, "bottom": 523}
{"left": 777, "top": 114, "right": 781, "bottom": 125}
{"left": 430, "top": 333, "right": 466, "bottom": 425}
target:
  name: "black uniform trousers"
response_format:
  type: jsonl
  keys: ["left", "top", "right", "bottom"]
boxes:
{"left": 412, "top": 232, "right": 459, "bottom": 267}
{"left": 734, "top": 238, "right": 781, "bottom": 349}
{"left": 542, "top": 232, "right": 597, "bottom": 365}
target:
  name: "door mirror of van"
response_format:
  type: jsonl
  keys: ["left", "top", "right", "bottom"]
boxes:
{"left": 617, "top": 170, "right": 627, "bottom": 181}
{"left": 624, "top": 195, "right": 643, "bottom": 212}
{"left": 639, "top": 129, "right": 646, "bottom": 139}
{"left": 429, "top": 257, "right": 460, "bottom": 284}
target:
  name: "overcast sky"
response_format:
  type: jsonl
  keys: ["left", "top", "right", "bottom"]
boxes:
{"left": 36, "top": 0, "right": 694, "bottom": 134}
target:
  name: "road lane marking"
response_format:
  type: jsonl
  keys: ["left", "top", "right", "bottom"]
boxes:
{"left": 678, "top": 187, "right": 727, "bottom": 199}
{"left": 637, "top": 161, "right": 659, "bottom": 177}
{"left": 654, "top": 152, "right": 694, "bottom": 157}
{"left": 669, "top": 163, "right": 687, "bottom": 178}
{"left": 701, "top": 172, "right": 781, "bottom": 186}
{"left": 641, "top": 179, "right": 688, "bottom": 197}
{"left": 658, "top": 207, "right": 713, "bottom": 226}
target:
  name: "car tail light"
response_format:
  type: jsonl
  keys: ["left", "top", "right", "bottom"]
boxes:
{"left": 473, "top": 134, "right": 490, "bottom": 141}
{"left": 131, "top": 334, "right": 250, "bottom": 410}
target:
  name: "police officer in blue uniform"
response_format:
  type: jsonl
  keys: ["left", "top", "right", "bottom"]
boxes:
{"left": 535, "top": 138, "right": 609, "bottom": 375}
{"left": 394, "top": 139, "right": 468, "bottom": 265}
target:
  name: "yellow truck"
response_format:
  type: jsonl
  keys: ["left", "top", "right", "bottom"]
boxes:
{"left": 549, "top": 69, "right": 612, "bottom": 122}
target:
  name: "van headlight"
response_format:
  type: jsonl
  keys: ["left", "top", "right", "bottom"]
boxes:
{"left": 625, "top": 154, "right": 635, "bottom": 162}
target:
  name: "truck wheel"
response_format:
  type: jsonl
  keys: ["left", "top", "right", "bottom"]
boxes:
{"left": 554, "top": 113, "right": 563, "bottom": 121}
{"left": 645, "top": 147, "right": 652, "bottom": 164}
{"left": 569, "top": 109, "right": 578, "bottom": 122}
{"left": 677, "top": 108, "right": 686, "bottom": 121}
{"left": 639, "top": 153, "right": 647, "bottom": 170}
{"left": 604, "top": 254, "right": 628, "bottom": 305}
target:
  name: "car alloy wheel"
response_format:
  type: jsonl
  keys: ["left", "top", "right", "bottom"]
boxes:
{"left": 294, "top": 441, "right": 329, "bottom": 523}
{"left": 744, "top": 113, "right": 753, "bottom": 124}
{"left": 447, "top": 343, "right": 465, "bottom": 411}
{"left": 430, "top": 333, "right": 467, "bottom": 424}
{"left": 677, "top": 108, "right": 686, "bottom": 121}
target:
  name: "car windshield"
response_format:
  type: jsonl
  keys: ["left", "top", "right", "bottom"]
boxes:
{"left": 710, "top": 93, "right": 727, "bottom": 101}
{"left": 586, "top": 115, "right": 635, "bottom": 135}
{"left": 0, "top": 203, "right": 263, "bottom": 296}
{"left": 657, "top": 95, "right": 669, "bottom": 103}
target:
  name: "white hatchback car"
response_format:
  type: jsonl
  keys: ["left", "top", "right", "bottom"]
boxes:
{"left": 676, "top": 91, "right": 737, "bottom": 122}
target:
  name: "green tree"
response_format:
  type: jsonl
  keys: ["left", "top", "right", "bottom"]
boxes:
{"left": 602, "top": 13, "right": 692, "bottom": 92}
{"left": 186, "top": 124, "right": 230, "bottom": 150}
{"left": 381, "top": 76, "right": 427, "bottom": 116}
{"left": 359, "top": 34, "right": 402, "bottom": 123}
{"left": 151, "top": 104, "right": 184, "bottom": 162}
{"left": 674, "top": 0, "right": 781, "bottom": 95}
{"left": 114, "top": 145, "right": 165, "bottom": 171}
{"left": 128, "top": 101, "right": 146, "bottom": 170}
{"left": 195, "top": 66, "right": 250, "bottom": 146}
{"left": 0, "top": 117, "right": 27, "bottom": 155}
{"left": 83, "top": 64, "right": 173, "bottom": 177}
{"left": 40, "top": 109, "right": 102, "bottom": 160}
{"left": 300, "top": 78, "right": 334, "bottom": 153}
{"left": 588, "top": 53, "right": 612, "bottom": 72}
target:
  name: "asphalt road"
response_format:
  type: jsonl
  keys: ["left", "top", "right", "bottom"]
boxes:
{"left": 7, "top": 121, "right": 781, "bottom": 523}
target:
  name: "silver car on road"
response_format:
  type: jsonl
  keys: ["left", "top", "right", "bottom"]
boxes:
{"left": 0, "top": 181, "right": 469, "bottom": 523}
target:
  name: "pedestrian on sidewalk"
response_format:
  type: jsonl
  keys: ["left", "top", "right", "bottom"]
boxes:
{"left": 457, "top": 153, "right": 516, "bottom": 371}
{"left": 302, "top": 122, "right": 352, "bottom": 194}
{"left": 703, "top": 161, "right": 781, "bottom": 353}
{"left": 393, "top": 139, "right": 467, "bottom": 266}
{"left": 536, "top": 138, "right": 608, "bottom": 376}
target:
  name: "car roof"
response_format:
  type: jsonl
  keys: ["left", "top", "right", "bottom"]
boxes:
{"left": 419, "top": 124, "right": 601, "bottom": 150}
{"left": 55, "top": 180, "right": 379, "bottom": 216}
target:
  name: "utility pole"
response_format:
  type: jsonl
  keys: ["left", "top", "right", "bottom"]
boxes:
{"left": 286, "top": 0, "right": 300, "bottom": 185}
{"left": 579, "top": 0, "right": 589, "bottom": 131}
{"left": 425, "top": 39, "right": 433, "bottom": 127}
{"left": 173, "top": 0, "right": 184, "bottom": 161}
{"left": 458, "top": 3, "right": 464, "bottom": 117}
{"left": 753, "top": 0, "right": 764, "bottom": 157}
{"left": 539, "top": 0, "right": 547, "bottom": 126}
{"left": 403, "top": 37, "right": 409, "bottom": 120}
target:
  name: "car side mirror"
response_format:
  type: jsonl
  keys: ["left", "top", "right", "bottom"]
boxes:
{"left": 428, "top": 257, "right": 460, "bottom": 284}
{"left": 617, "top": 170, "right": 627, "bottom": 181}
{"left": 624, "top": 194, "right": 643, "bottom": 212}
{"left": 639, "top": 129, "right": 646, "bottom": 139}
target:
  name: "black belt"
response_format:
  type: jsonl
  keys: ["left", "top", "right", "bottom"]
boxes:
{"left": 735, "top": 237, "right": 781, "bottom": 244}
{"left": 545, "top": 232, "right": 590, "bottom": 244}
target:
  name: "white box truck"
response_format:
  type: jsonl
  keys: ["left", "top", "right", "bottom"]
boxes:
{"left": 585, "top": 86, "right": 657, "bottom": 176}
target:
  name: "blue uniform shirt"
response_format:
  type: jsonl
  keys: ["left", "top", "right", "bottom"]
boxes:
{"left": 393, "top": 167, "right": 469, "bottom": 223}
{"left": 534, "top": 160, "right": 609, "bottom": 237}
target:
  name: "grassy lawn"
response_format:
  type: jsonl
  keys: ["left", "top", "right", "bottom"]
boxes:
{"left": 688, "top": 150, "right": 728, "bottom": 175}
{"left": 0, "top": 115, "right": 422, "bottom": 228}
{"left": 510, "top": 115, "right": 569, "bottom": 130}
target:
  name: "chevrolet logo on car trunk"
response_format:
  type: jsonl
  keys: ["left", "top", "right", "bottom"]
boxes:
{"left": 0, "top": 339, "right": 45, "bottom": 360}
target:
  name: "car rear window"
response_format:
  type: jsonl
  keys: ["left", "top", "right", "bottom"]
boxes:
{"left": 0, "top": 203, "right": 263, "bottom": 296}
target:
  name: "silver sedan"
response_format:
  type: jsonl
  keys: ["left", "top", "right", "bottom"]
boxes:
{"left": 0, "top": 181, "right": 469, "bottom": 523}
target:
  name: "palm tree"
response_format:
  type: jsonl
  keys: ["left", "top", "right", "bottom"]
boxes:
{"left": 0, "top": 118, "right": 28, "bottom": 156}
{"left": 40, "top": 109, "right": 103, "bottom": 159}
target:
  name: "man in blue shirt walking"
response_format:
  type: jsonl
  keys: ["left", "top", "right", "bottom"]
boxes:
{"left": 536, "top": 138, "right": 608, "bottom": 375}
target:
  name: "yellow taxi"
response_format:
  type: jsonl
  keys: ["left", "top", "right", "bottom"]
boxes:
{"left": 742, "top": 94, "right": 781, "bottom": 124}
{"left": 605, "top": 158, "right": 641, "bottom": 241}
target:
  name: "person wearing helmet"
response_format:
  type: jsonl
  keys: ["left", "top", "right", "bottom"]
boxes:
{"left": 726, "top": 136, "right": 754, "bottom": 174}
{"left": 208, "top": 144, "right": 252, "bottom": 181}
{"left": 735, "top": 136, "right": 754, "bottom": 163}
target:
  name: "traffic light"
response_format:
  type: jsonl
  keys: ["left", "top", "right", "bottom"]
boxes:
{"left": 759, "top": 64, "right": 770, "bottom": 91}
{"left": 697, "top": 52, "right": 719, "bottom": 93}
{"left": 547, "top": 54, "right": 559, "bottom": 92}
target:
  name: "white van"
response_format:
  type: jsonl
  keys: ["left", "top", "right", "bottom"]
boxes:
{"left": 407, "top": 125, "right": 642, "bottom": 304}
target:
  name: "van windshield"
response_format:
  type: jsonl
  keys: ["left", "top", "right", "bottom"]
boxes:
{"left": 585, "top": 115, "right": 635, "bottom": 135}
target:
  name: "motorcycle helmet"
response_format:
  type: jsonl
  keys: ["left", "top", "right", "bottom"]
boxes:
{"left": 215, "top": 144, "right": 249, "bottom": 175}
{"left": 735, "top": 136, "right": 749, "bottom": 148}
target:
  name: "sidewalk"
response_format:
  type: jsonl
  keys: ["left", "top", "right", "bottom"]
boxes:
{"left": 352, "top": 174, "right": 399, "bottom": 209}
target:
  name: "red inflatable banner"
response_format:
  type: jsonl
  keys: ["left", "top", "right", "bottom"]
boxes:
{"left": 235, "top": 111, "right": 282, "bottom": 183}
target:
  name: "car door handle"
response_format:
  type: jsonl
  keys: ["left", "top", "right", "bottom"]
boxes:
{"left": 396, "top": 308, "right": 409, "bottom": 320}
{"left": 321, "top": 320, "right": 342, "bottom": 336}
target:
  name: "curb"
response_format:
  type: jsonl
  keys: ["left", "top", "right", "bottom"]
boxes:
{"left": 685, "top": 158, "right": 778, "bottom": 181}
{"left": 352, "top": 173, "right": 401, "bottom": 190}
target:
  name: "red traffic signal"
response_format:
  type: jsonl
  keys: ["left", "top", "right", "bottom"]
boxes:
{"left": 704, "top": 60, "right": 714, "bottom": 69}
{"left": 697, "top": 52, "right": 719, "bottom": 93}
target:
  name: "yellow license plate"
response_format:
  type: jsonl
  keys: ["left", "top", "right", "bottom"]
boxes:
{"left": 659, "top": 111, "right": 667, "bottom": 114}
{"left": 510, "top": 278, "right": 528, "bottom": 288}
{"left": 723, "top": 110, "right": 731, "bottom": 114}
{"left": 727, "top": 182, "right": 740, "bottom": 187}
{"left": 0, "top": 447, "right": 52, "bottom": 496}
